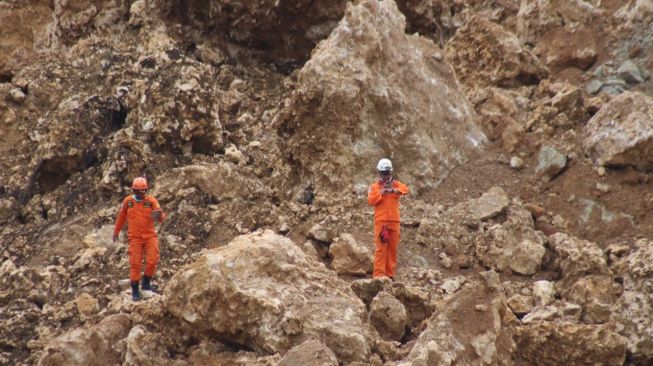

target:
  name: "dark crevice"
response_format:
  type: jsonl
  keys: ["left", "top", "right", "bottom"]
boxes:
{"left": 191, "top": 136, "right": 216, "bottom": 155}
{"left": 109, "top": 107, "right": 128, "bottom": 131}
{"left": 33, "top": 157, "right": 79, "bottom": 195}
{"left": 140, "top": 57, "right": 157, "bottom": 68}
{"left": 515, "top": 73, "right": 542, "bottom": 86}
{"left": 0, "top": 72, "right": 12, "bottom": 83}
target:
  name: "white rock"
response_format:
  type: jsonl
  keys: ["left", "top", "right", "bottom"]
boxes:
{"left": 532, "top": 280, "right": 555, "bottom": 306}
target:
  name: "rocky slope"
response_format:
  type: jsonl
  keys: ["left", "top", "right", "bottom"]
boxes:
{"left": 1, "top": 0, "right": 653, "bottom": 365}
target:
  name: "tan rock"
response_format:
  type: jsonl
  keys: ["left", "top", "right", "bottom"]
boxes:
{"left": 559, "top": 275, "right": 621, "bottom": 324}
{"left": 74, "top": 293, "right": 99, "bottom": 318}
{"left": 507, "top": 294, "right": 532, "bottom": 316}
{"left": 475, "top": 205, "right": 546, "bottom": 275}
{"left": 329, "top": 234, "right": 372, "bottom": 275}
{"left": 38, "top": 314, "right": 131, "bottom": 366}
{"left": 123, "top": 325, "right": 183, "bottom": 366}
{"left": 399, "top": 281, "right": 515, "bottom": 365}
{"left": 514, "top": 322, "right": 627, "bottom": 366}
{"left": 548, "top": 233, "right": 609, "bottom": 290}
{"left": 534, "top": 27, "right": 598, "bottom": 71}
{"left": 451, "top": 186, "right": 510, "bottom": 223}
{"left": 278, "top": 339, "right": 338, "bottom": 366}
{"left": 389, "top": 283, "right": 434, "bottom": 329}
{"left": 583, "top": 92, "right": 653, "bottom": 169}
{"left": 369, "top": 291, "right": 407, "bottom": 342}
{"left": 611, "top": 238, "right": 653, "bottom": 362}
{"left": 163, "top": 230, "right": 370, "bottom": 363}
{"left": 445, "top": 15, "right": 547, "bottom": 88}
{"left": 350, "top": 277, "right": 390, "bottom": 305}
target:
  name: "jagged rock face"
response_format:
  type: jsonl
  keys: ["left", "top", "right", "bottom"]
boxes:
{"left": 279, "top": 0, "right": 486, "bottom": 194}
{"left": 0, "top": 0, "right": 51, "bottom": 77}
{"left": 513, "top": 322, "right": 627, "bottom": 366}
{"left": 611, "top": 238, "right": 653, "bottom": 363}
{"left": 399, "top": 279, "right": 515, "bottom": 366}
{"left": 445, "top": 15, "right": 547, "bottom": 89}
{"left": 38, "top": 314, "right": 132, "bottom": 366}
{"left": 583, "top": 92, "right": 653, "bottom": 170}
{"left": 134, "top": 60, "right": 224, "bottom": 155}
{"left": 163, "top": 230, "right": 371, "bottom": 363}
{"left": 158, "top": 0, "right": 348, "bottom": 62}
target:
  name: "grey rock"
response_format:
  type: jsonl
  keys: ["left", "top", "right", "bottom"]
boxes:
{"left": 617, "top": 60, "right": 644, "bottom": 84}
{"left": 585, "top": 79, "right": 603, "bottom": 95}
{"left": 536, "top": 146, "right": 567, "bottom": 180}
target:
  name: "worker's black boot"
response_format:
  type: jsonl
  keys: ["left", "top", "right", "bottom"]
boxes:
{"left": 142, "top": 275, "right": 153, "bottom": 291}
{"left": 131, "top": 281, "right": 141, "bottom": 301}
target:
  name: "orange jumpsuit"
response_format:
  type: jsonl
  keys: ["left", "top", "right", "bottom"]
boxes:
{"left": 114, "top": 195, "right": 166, "bottom": 282}
{"left": 367, "top": 180, "right": 409, "bottom": 278}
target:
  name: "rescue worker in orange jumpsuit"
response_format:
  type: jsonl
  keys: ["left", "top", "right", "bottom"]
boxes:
{"left": 367, "top": 158, "right": 409, "bottom": 279}
{"left": 113, "top": 177, "right": 166, "bottom": 301}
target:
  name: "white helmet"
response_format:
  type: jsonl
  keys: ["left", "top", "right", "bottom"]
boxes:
{"left": 377, "top": 158, "right": 393, "bottom": 172}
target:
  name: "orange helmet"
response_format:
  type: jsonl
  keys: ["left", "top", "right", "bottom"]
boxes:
{"left": 132, "top": 177, "right": 148, "bottom": 190}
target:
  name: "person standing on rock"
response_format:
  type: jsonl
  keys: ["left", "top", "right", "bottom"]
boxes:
{"left": 113, "top": 177, "right": 166, "bottom": 301}
{"left": 367, "top": 158, "right": 409, "bottom": 279}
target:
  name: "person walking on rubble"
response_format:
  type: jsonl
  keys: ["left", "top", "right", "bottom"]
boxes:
{"left": 113, "top": 177, "right": 166, "bottom": 301}
{"left": 367, "top": 158, "right": 409, "bottom": 279}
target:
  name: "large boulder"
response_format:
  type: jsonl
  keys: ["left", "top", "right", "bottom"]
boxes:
{"left": 329, "top": 234, "right": 373, "bottom": 275}
{"left": 163, "top": 230, "right": 371, "bottom": 363}
{"left": 444, "top": 15, "right": 547, "bottom": 88}
{"left": 279, "top": 0, "right": 486, "bottom": 194}
{"left": 513, "top": 322, "right": 627, "bottom": 366}
{"left": 399, "top": 276, "right": 515, "bottom": 365}
{"left": 583, "top": 92, "right": 653, "bottom": 170}
{"left": 369, "top": 291, "right": 407, "bottom": 342}
{"left": 38, "top": 314, "right": 132, "bottom": 366}
{"left": 611, "top": 239, "right": 653, "bottom": 363}
{"left": 475, "top": 204, "right": 546, "bottom": 275}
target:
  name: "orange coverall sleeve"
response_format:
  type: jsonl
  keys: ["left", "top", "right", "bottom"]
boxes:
{"left": 114, "top": 198, "right": 129, "bottom": 236}
{"left": 150, "top": 197, "right": 166, "bottom": 223}
{"left": 395, "top": 182, "right": 409, "bottom": 195}
{"left": 367, "top": 183, "right": 382, "bottom": 206}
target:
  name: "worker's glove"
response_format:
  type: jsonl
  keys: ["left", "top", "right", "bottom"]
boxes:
{"left": 382, "top": 188, "right": 397, "bottom": 195}
{"left": 379, "top": 225, "right": 390, "bottom": 243}
{"left": 151, "top": 209, "right": 162, "bottom": 220}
